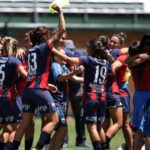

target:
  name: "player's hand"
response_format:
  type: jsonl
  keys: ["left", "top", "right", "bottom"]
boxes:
{"left": 51, "top": 3, "right": 62, "bottom": 12}
{"left": 138, "top": 53, "right": 150, "bottom": 60}
{"left": 16, "top": 48, "right": 25, "bottom": 59}
{"left": 48, "top": 84, "right": 58, "bottom": 93}
{"left": 73, "top": 65, "right": 84, "bottom": 75}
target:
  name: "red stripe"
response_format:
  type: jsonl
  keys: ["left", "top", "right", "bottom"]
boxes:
{"left": 112, "top": 80, "right": 119, "bottom": 93}
{"left": 82, "top": 87, "right": 86, "bottom": 104}
{"left": 7, "top": 86, "right": 16, "bottom": 99}
{"left": 39, "top": 55, "right": 51, "bottom": 88}
{"left": 40, "top": 73, "right": 49, "bottom": 89}
{"left": 0, "top": 87, "right": 2, "bottom": 97}
{"left": 29, "top": 77, "right": 36, "bottom": 88}
{"left": 91, "top": 89, "right": 97, "bottom": 101}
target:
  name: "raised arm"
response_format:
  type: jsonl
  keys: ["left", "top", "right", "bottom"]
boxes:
{"left": 128, "top": 53, "right": 150, "bottom": 67}
{"left": 48, "top": 3, "right": 66, "bottom": 45}
{"left": 51, "top": 47, "right": 81, "bottom": 65}
{"left": 125, "top": 53, "right": 150, "bottom": 67}
{"left": 112, "top": 60, "right": 123, "bottom": 71}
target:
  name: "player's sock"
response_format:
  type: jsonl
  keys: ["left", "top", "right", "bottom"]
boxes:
{"left": 105, "top": 135, "right": 111, "bottom": 149}
{"left": 11, "top": 140, "right": 21, "bottom": 150}
{"left": 0, "top": 140, "right": 4, "bottom": 149}
{"left": 3, "top": 141, "right": 14, "bottom": 150}
{"left": 35, "top": 131, "right": 50, "bottom": 150}
{"left": 25, "top": 137, "right": 34, "bottom": 150}
{"left": 92, "top": 141, "right": 102, "bottom": 150}
{"left": 101, "top": 142, "right": 108, "bottom": 150}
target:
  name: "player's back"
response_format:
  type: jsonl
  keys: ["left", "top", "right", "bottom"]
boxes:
{"left": 25, "top": 42, "right": 51, "bottom": 89}
{"left": 0, "top": 56, "right": 21, "bottom": 99}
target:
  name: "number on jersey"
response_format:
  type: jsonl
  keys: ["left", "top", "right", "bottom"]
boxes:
{"left": 28, "top": 52, "right": 37, "bottom": 75}
{"left": 0, "top": 64, "right": 5, "bottom": 85}
{"left": 94, "top": 65, "right": 107, "bottom": 84}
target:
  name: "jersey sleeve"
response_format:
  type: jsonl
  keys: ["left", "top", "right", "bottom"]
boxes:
{"left": 79, "top": 56, "right": 88, "bottom": 66}
{"left": 111, "top": 48, "right": 120, "bottom": 58}
{"left": 64, "top": 48, "right": 74, "bottom": 57}
{"left": 51, "top": 63, "right": 63, "bottom": 82}
{"left": 10, "top": 57, "right": 22, "bottom": 68}
{"left": 62, "top": 65, "right": 70, "bottom": 74}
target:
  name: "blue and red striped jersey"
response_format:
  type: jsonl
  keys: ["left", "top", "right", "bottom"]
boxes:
{"left": 79, "top": 56, "right": 110, "bottom": 102}
{"left": 16, "top": 54, "right": 28, "bottom": 96}
{"left": 25, "top": 41, "right": 52, "bottom": 89}
{"left": 0, "top": 56, "right": 22, "bottom": 100}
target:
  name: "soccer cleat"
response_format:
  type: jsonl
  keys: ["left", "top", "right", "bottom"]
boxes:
{"left": 76, "top": 142, "right": 91, "bottom": 148}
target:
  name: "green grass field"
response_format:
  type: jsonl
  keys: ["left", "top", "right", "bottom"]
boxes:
{"left": 20, "top": 118, "right": 125, "bottom": 150}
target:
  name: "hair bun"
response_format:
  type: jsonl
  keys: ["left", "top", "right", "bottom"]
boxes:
{"left": 118, "top": 32, "right": 126, "bottom": 40}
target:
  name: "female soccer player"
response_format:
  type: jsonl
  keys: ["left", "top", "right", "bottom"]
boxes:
{"left": 0, "top": 36, "right": 27, "bottom": 149}
{"left": 102, "top": 32, "right": 133, "bottom": 150}
{"left": 125, "top": 35, "right": 150, "bottom": 150}
{"left": 11, "top": 3, "right": 66, "bottom": 150}
{"left": 110, "top": 33, "right": 133, "bottom": 150}
{"left": 49, "top": 47, "right": 83, "bottom": 150}
{"left": 51, "top": 38, "right": 114, "bottom": 150}
{"left": 16, "top": 31, "right": 35, "bottom": 150}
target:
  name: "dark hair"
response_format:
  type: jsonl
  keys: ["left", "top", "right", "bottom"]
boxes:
{"left": 31, "top": 26, "right": 51, "bottom": 46}
{"left": 24, "top": 30, "right": 33, "bottom": 42}
{"left": 113, "top": 32, "right": 126, "bottom": 45}
{"left": 139, "top": 33, "right": 150, "bottom": 53}
{"left": 87, "top": 39, "right": 107, "bottom": 59}
{"left": 129, "top": 40, "right": 145, "bottom": 85}
{"left": 128, "top": 41, "right": 140, "bottom": 56}
{"left": 97, "top": 35, "right": 110, "bottom": 49}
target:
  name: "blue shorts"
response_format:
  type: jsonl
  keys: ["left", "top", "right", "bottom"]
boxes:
{"left": 132, "top": 90, "right": 150, "bottom": 130}
{"left": 16, "top": 96, "right": 23, "bottom": 112}
{"left": 106, "top": 92, "right": 122, "bottom": 109}
{"left": 60, "top": 101, "right": 68, "bottom": 118}
{"left": 139, "top": 99, "right": 150, "bottom": 137}
{"left": 121, "top": 96, "right": 130, "bottom": 113}
{"left": 55, "top": 102, "right": 67, "bottom": 129}
{"left": 82, "top": 100, "right": 106, "bottom": 125}
{"left": 22, "top": 88, "right": 56, "bottom": 114}
{"left": 0, "top": 98, "right": 21, "bottom": 124}
{"left": 118, "top": 82, "right": 130, "bottom": 113}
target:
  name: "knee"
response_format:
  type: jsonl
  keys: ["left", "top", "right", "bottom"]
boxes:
{"left": 117, "top": 121, "right": 123, "bottom": 129}
{"left": 122, "top": 121, "right": 130, "bottom": 130}
{"left": 145, "top": 137, "right": 150, "bottom": 143}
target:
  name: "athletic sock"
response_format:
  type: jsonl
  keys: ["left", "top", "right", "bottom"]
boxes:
{"left": 13, "top": 140, "right": 21, "bottom": 150}
{"left": 35, "top": 131, "right": 50, "bottom": 150}
{"left": 45, "top": 135, "right": 51, "bottom": 145}
{"left": 101, "top": 142, "right": 108, "bottom": 150}
{"left": 3, "top": 141, "right": 14, "bottom": 150}
{"left": 105, "top": 135, "right": 111, "bottom": 149}
{"left": 0, "top": 140, "right": 3, "bottom": 149}
{"left": 25, "top": 137, "right": 34, "bottom": 150}
{"left": 92, "top": 141, "right": 102, "bottom": 150}
{"left": 10, "top": 140, "right": 20, "bottom": 150}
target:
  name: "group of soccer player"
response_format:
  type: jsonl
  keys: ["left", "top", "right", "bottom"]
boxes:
{"left": 0, "top": 2, "right": 150, "bottom": 150}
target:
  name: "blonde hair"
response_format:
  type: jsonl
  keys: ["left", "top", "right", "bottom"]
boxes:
{"left": 2, "top": 36, "right": 18, "bottom": 57}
